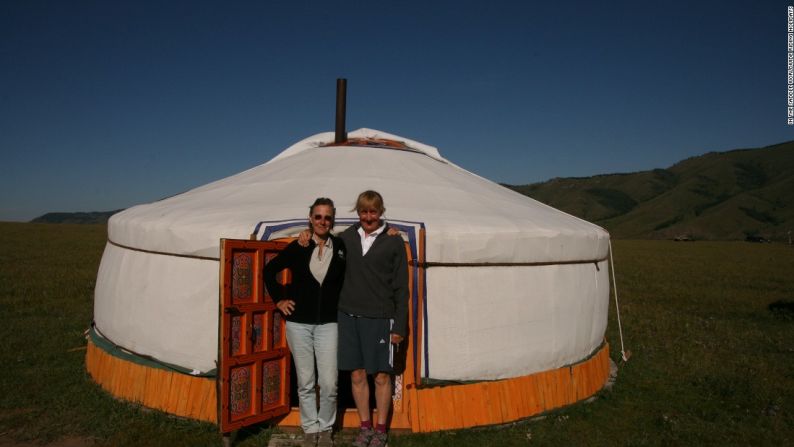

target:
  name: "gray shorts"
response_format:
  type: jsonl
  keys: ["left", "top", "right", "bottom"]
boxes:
{"left": 337, "top": 311, "right": 394, "bottom": 375}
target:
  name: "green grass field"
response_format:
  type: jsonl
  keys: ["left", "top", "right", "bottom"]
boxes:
{"left": 1, "top": 222, "right": 792, "bottom": 446}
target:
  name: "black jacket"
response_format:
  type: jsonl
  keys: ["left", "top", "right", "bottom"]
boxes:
{"left": 263, "top": 236, "right": 346, "bottom": 324}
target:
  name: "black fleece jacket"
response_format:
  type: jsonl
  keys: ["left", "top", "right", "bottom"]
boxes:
{"left": 263, "top": 236, "right": 346, "bottom": 324}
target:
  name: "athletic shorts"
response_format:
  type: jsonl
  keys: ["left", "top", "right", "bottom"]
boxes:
{"left": 337, "top": 310, "right": 395, "bottom": 375}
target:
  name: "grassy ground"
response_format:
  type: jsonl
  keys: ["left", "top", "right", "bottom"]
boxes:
{"left": 1, "top": 222, "right": 792, "bottom": 446}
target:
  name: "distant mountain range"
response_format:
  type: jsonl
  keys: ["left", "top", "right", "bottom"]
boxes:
{"left": 31, "top": 210, "right": 123, "bottom": 224}
{"left": 31, "top": 141, "right": 793, "bottom": 241}
{"left": 507, "top": 141, "right": 794, "bottom": 241}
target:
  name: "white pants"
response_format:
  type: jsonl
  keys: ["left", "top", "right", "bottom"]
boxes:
{"left": 285, "top": 321, "right": 338, "bottom": 433}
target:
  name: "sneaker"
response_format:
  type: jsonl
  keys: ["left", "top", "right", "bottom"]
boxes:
{"left": 351, "top": 427, "right": 374, "bottom": 447}
{"left": 302, "top": 432, "right": 318, "bottom": 447}
{"left": 368, "top": 430, "right": 388, "bottom": 447}
{"left": 317, "top": 430, "right": 334, "bottom": 447}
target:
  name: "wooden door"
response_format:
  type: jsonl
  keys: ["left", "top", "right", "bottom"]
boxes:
{"left": 218, "top": 239, "right": 291, "bottom": 432}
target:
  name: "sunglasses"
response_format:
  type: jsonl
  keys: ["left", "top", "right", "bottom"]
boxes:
{"left": 312, "top": 214, "right": 333, "bottom": 222}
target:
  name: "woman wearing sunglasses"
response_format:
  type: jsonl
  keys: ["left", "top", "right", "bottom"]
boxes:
{"left": 264, "top": 197, "right": 346, "bottom": 447}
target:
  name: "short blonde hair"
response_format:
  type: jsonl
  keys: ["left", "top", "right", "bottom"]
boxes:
{"left": 352, "top": 190, "right": 385, "bottom": 214}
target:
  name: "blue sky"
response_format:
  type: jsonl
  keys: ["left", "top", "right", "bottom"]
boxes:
{"left": 1, "top": 0, "right": 790, "bottom": 221}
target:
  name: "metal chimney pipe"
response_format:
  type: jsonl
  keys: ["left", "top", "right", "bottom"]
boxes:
{"left": 335, "top": 78, "right": 347, "bottom": 144}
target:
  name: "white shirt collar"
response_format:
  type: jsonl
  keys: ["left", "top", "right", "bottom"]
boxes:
{"left": 357, "top": 222, "right": 385, "bottom": 255}
{"left": 357, "top": 222, "right": 385, "bottom": 238}
{"left": 312, "top": 235, "right": 333, "bottom": 247}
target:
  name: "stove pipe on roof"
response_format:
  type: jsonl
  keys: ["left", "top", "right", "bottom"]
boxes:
{"left": 335, "top": 78, "right": 347, "bottom": 144}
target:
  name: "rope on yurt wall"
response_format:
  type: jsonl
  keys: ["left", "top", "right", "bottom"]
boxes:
{"left": 108, "top": 239, "right": 219, "bottom": 261}
{"left": 608, "top": 239, "right": 630, "bottom": 362}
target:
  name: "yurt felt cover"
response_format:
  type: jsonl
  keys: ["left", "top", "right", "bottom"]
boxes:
{"left": 94, "top": 128, "right": 610, "bottom": 380}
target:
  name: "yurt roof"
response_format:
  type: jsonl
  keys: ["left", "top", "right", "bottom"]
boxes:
{"left": 108, "top": 128, "right": 609, "bottom": 263}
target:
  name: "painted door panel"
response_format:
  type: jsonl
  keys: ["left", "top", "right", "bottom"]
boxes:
{"left": 219, "top": 239, "right": 290, "bottom": 432}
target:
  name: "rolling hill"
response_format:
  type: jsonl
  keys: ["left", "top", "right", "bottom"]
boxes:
{"left": 31, "top": 210, "right": 123, "bottom": 224}
{"left": 508, "top": 141, "right": 794, "bottom": 241}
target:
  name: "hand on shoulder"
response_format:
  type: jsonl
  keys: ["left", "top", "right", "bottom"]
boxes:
{"left": 297, "top": 229, "right": 312, "bottom": 247}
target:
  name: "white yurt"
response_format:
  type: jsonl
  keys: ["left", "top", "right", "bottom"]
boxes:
{"left": 86, "top": 127, "right": 614, "bottom": 433}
